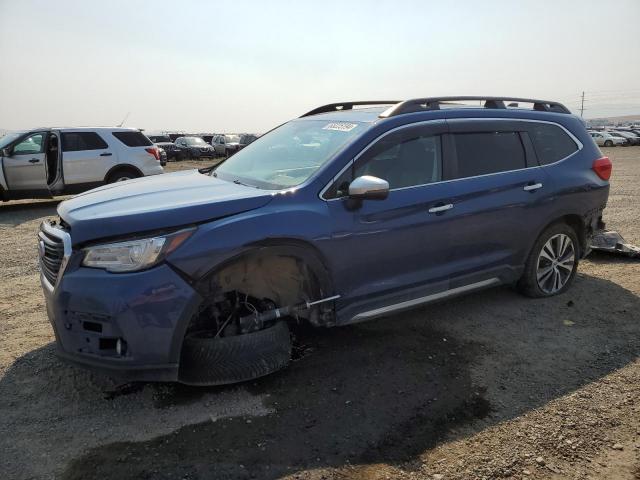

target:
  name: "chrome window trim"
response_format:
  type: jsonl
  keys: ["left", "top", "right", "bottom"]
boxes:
{"left": 39, "top": 221, "right": 72, "bottom": 292}
{"left": 319, "top": 117, "right": 584, "bottom": 202}
{"left": 351, "top": 277, "right": 501, "bottom": 322}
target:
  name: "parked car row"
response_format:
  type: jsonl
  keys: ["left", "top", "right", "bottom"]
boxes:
{"left": 588, "top": 128, "right": 640, "bottom": 147}
{"left": 147, "top": 132, "right": 260, "bottom": 161}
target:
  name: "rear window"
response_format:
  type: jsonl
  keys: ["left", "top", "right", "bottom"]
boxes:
{"left": 61, "top": 132, "right": 108, "bottom": 152}
{"left": 529, "top": 123, "right": 579, "bottom": 165}
{"left": 112, "top": 131, "right": 153, "bottom": 147}
{"left": 451, "top": 132, "right": 526, "bottom": 179}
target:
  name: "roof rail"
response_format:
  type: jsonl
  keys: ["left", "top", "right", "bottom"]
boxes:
{"left": 300, "top": 101, "right": 401, "bottom": 118}
{"left": 379, "top": 96, "right": 571, "bottom": 117}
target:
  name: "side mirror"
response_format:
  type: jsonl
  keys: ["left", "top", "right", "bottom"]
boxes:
{"left": 1, "top": 147, "right": 10, "bottom": 157}
{"left": 348, "top": 175, "right": 389, "bottom": 200}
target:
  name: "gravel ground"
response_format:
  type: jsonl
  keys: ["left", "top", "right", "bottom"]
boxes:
{"left": 0, "top": 148, "right": 638, "bottom": 480}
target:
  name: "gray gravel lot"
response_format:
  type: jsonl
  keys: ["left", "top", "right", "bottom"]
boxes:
{"left": 0, "top": 149, "right": 638, "bottom": 480}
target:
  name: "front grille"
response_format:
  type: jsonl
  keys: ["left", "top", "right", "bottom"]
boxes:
{"left": 38, "top": 224, "right": 68, "bottom": 287}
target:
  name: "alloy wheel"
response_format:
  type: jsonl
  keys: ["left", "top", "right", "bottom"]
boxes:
{"left": 536, "top": 233, "right": 576, "bottom": 294}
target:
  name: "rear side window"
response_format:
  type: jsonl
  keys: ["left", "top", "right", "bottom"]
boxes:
{"left": 61, "top": 132, "right": 108, "bottom": 152}
{"left": 451, "top": 132, "right": 525, "bottom": 179}
{"left": 529, "top": 123, "right": 578, "bottom": 165}
{"left": 112, "top": 131, "right": 153, "bottom": 147}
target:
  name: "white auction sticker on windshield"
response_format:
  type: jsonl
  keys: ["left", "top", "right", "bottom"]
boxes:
{"left": 323, "top": 122, "right": 358, "bottom": 132}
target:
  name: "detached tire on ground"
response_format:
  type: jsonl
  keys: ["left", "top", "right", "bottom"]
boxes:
{"left": 179, "top": 321, "right": 291, "bottom": 386}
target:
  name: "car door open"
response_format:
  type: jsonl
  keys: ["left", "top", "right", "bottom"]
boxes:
{"left": 3, "top": 132, "right": 50, "bottom": 197}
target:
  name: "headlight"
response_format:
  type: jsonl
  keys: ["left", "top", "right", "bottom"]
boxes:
{"left": 82, "top": 228, "right": 195, "bottom": 273}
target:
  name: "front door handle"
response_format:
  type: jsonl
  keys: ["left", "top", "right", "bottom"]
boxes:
{"left": 428, "top": 203, "right": 454, "bottom": 214}
{"left": 523, "top": 182, "right": 543, "bottom": 192}
{"left": 29, "top": 158, "right": 40, "bottom": 163}
{"left": 100, "top": 152, "right": 112, "bottom": 157}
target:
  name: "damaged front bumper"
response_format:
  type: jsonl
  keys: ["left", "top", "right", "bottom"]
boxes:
{"left": 41, "top": 252, "right": 202, "bottom": 382}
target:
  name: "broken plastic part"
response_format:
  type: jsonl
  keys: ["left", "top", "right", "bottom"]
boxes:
{"left": 589, "top": 230, "right": 640, "bottom": 258}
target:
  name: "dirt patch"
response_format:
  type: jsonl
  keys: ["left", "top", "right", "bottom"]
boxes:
{"left": 0, "top": 147, "right": 639, "bottom": 480}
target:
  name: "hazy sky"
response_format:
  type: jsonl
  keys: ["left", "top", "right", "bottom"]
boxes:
{"left": 1, "top": 0, "right": 639, "bottom": 133}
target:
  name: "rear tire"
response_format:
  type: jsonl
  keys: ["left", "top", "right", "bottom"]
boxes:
{"left": 106, "top": 168, "right": 140, "bottom": 184}
{"left": 604, "top": 140, "right": 613, "bottom": 147}
{"left": 179, "top": 321, "right": 291, "bottom": 386}
{"left": 517, "top": 223, "right": 579, "bottom": 298}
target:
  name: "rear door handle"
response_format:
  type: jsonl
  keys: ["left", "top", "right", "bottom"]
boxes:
{"left": 428, "top": 203, "right": 454, "bottom": 214}
{"left": 523, "top": 182, "right": 543, "bottom": 192}
{"left": 100, "top": 152, "right": 112, "bottom": 157}
{"left": 29, "top": 158, "right": 40, "bottom": 163}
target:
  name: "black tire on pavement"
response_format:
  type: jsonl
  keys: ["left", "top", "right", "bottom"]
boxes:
{"left": 604, "top": 140, "right": 613, "bottom": 147}
{"left": 517, "top": 223, "right": 580, "bottom": 298}
{"left": 106, "top": 168, "right": 140, "bottom": 184}
{"left": 179, "top": 321, "right": 291, "bottom": 386}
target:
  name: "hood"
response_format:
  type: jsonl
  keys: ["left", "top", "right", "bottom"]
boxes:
{"left": 58, "top": 170, "right": 274, "bottom": 244}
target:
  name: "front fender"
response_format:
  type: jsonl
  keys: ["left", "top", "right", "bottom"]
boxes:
{"left": 166, "top": 201, "right": 335, "bottom": 300}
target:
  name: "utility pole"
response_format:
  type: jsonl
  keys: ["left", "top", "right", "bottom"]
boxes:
{"left": 580, "top": 91, "right": 585, "bottom": 117}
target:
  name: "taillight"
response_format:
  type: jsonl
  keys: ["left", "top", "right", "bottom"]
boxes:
{"left": 145, "top": 147, "right": 160, "bottom": 161}
{"left": 592, "top": 156, "right": 612, "bottom": 181}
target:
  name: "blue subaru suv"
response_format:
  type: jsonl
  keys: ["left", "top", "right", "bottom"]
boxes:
{"left": 38, "top": 97, "right": 611, "bottom": 385}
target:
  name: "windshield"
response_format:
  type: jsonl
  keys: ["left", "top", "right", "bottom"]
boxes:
{"left": 185, "top": 137, "right": 206, "bottom": 145}
{"left": 0, "top": 132, "right": 23, "bottom": 150}
{"left": 214, "top": 119, "right": 364, "bottom": 189}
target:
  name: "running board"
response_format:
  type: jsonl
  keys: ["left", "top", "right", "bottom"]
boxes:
{"left": 351, "top": 277, "right": 501, "bottom": 322}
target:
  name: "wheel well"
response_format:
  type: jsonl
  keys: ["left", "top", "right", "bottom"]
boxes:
{"left": 562, "top": 214, "right": 587, "bottom": 254}
{"left": 104, "top": 164, "right": 143, "bottom": 183}
{"left": 193, "top": 249, "right": 336, "bottom": 329}
{"left": 535, "top": 214, "right": 587, "bottom": 257}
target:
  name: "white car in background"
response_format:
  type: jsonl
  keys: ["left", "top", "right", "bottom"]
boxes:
{"left": 611, "top": 130, "right": 640, "bottom": 146}
{"left": 0, "top": 127, "right": 164, "bottom": 201}
{"left": 589, "top": 131, "right": 627, "bottom": 147}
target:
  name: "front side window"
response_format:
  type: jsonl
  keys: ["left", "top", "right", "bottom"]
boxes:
{"left": 61, "top": 132, "right": 108, "bottom": 152}
{"left": 354, "top": 130, "right": 442, "bottom": 190}
{"left": 12, "top": 133, "right": 45, "bottom": 155}
{"left": 529, "top": 123, "right": 579, "bottom": 165}
{"left": 214, "top": 120, "right": 364, "bottom": 189}
{"left": 451, "top": 131, "right": 525, "bottom": 179}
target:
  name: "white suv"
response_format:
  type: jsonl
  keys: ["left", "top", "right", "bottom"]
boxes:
{"left": 0, "top": 127, "right": 164, "bottom": 201}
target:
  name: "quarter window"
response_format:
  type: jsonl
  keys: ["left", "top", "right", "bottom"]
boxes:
{"left": 112, "top": 131, "right": 153, "bottom": 147}
{"left": 529, "top": 123, "right": 578, "bottom": 165}
{"left": 61, "top": 132, "right": 108, "bottom": 152}
{"left": 451, "top": 132, "right": 525, "bottom": 179}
